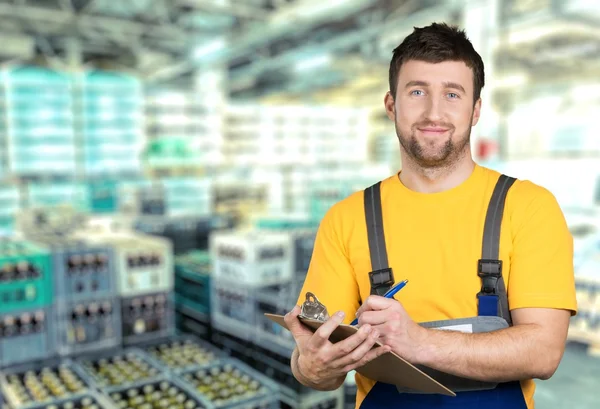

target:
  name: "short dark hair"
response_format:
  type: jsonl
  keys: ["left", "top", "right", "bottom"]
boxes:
{"left": 388, "top": 22, "right": 484, "bottom": 103}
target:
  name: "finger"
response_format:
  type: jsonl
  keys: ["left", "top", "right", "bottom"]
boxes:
{"left": 356, "top": 310, "right": 388, "bottom": 327}
{"left": 344, "top": 344, "right": 392, "bottom": 373}
{"left": 363, "top": 295, "right": 398, "bottom": 311}
{"left": 284, "top": 306, "right": 313, "bottom": 339}
{"left": 334, "top": 327, "right": 381, "bottom": 368}
{"left": 330, "top": 324, "right": 373, "bottom": 360}
{"left": 308, "top": 310, "right": 346, "bottom": 349}
{"left": 355, "top": 295, "right": 394, "bottom": 318}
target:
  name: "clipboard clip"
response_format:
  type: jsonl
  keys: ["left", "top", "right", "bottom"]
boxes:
{"left": 299, "top": 292, "right": 329, "bottom": 322}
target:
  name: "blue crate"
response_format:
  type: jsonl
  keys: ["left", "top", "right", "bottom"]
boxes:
{"left": 178, "top": 358, "right": 280, "bottom": 409}
{"left": 0, "top": 307, "right": 54, "bottom": 367}
{"left": 254, "top": 284, "right": 296, "bottom": 359}
{"left": 121, "top": 291, "right": 175, "bottom": 346}
{"left": 50, "top": 243, "right": 117, "bottom": 303}
{"left": 210, "top": 280, "right": 256, "bottom": 342}
{"left": 54, "top": 297, "right": 121, "bottom": 357}
{"left": 0, "top": 358, "right": 91, "bottom": 409}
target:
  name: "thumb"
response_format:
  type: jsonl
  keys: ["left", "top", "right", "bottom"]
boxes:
{"left": 284, "top": 305, "right": 313, "bottom": 338}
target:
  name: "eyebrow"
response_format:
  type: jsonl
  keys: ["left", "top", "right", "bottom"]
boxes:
{"left": 405, "top": 80, "right": 467, "bottom": 94}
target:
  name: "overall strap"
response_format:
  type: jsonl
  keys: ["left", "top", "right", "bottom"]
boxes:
{"left": 364, "top": 182, "right": 394, "bottom": 296}
{"left": 477, "top": 174, "right": 516, "bottom": 325}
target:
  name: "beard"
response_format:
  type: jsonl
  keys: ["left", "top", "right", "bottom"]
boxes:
{"left": 396, "top": 118, "right": 472, "bottom": 169}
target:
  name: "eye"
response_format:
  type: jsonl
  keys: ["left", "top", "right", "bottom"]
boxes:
{"left": 410, "top": 90, "right": 424, "bottom": 96}
{"left": 447, "top": 92, "right": 459, "bottom": 99}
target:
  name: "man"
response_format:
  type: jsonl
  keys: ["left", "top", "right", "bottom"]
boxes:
{"left": 283, "top": 22, "right": 577, "bottom": 409}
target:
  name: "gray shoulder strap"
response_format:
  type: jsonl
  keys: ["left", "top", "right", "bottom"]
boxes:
{"left": 364, "top": 182, "right": 388, "bottom": 271}
{"left": 364, "top": 182, "right": 394, "bottom": 296}
{"left": 480, "top": 174, "right": 516, "bottom": 325}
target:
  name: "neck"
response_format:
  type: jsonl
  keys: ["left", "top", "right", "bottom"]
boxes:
{"left": 398, "top": 149, "right": 475, "bottom": 193}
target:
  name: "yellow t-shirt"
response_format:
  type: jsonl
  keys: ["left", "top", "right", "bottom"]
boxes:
{"left": 296, "top": 164, "right": 577, "bottom": 409}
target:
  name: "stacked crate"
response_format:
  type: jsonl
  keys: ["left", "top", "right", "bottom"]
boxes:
{"left": 79, "top": 231, "right": 175, "bottom": 345}
{"left": 16, "top": 206, "right": 121, "bottom": 356}
{"left": 144, "top": 89, "right": 224, "bottom": 171}
{"left": 174, "top": 251, "right": 213, "bottom": 339}
{"left": 210, "top": 230, "right": 293, "bottom": 342}
{"left": 77, "top": 70, "right": 143, "bottom": 177}
{"left": 6, "top": 67, "right": 76, "bottom": 178}
{"left": 0, "top": 239, "right": 53, "bottom": 366}
{"left": 0, "top": 185, "right": 20, "bottom": 235}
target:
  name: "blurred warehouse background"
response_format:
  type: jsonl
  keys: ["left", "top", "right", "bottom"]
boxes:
{"left": 0, "top": 0, "right": 599, "bottom": 408}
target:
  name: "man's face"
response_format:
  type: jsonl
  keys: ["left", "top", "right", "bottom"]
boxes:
{"left": 384, "top": 60, "right": 481, "bottom": 168}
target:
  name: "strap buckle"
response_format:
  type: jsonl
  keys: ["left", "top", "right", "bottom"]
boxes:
{"left": 478, "top": 259, "right": 502, "bottom": 295}
{"left": 369, "top": 268, "right": 394, "bottom": 296}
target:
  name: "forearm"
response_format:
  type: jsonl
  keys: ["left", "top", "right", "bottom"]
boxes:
{"left": 415, "top": 324, "right": 562, "bottom": 382}
{"left": 291, "top": 347, "right": 345, "bottom": 391}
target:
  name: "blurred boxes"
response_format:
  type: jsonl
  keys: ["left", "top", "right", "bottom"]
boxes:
{"left": 211, "top": 230, "right": 293, "bottom": 287}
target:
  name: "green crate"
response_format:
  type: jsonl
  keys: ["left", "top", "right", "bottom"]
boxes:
{"left": 0, "top": 240, "right": 53, "bottom": 313}
{"left": 174, "top": 251, "right": 211, "bottom": 316}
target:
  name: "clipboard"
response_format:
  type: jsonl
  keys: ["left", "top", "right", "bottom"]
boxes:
{"left": 265, "top": 313, "right": 456, "bottom": 397}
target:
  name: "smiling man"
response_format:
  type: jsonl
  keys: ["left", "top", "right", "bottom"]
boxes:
{"left": 284, "top": 23, "right": 577, "bottom": 408}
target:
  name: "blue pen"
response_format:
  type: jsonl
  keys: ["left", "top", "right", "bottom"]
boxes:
{"left": 350, "top": 279, "right": 409, "bottom": 326}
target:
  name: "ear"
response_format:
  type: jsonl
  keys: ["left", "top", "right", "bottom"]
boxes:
{"left": 471, "top": 98, "right": 482, "bottom": 126}
{"left": 384, "top": 91, "right": 395, "bottom": 121}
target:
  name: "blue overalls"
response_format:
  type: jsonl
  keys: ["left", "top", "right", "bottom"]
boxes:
{"left": 359, "top": 175, "right": 528, "bottom": 409}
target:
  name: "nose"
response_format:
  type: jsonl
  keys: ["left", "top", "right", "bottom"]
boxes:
{"left": 424, "top": 96, "right": 442, "bottom": 123}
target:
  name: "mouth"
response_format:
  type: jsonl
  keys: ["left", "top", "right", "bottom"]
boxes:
{"left": 417, "top": 127, "right": 450, "bottom": 135}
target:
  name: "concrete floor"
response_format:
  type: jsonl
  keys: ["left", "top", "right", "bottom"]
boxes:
{"left": 534, "top": 342, "right": 600, "bottom": 408}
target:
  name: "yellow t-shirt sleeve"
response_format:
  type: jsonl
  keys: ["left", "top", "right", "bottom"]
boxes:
{"left": 507, "top": 183, "right": 578, "bottom": 315}
{"left": 295, "top": 202, "right": 361, "bottom": 324}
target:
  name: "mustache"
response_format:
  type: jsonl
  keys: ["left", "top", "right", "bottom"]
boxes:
{"left": 412, "top": 122, "right": 455, "bottom": 130}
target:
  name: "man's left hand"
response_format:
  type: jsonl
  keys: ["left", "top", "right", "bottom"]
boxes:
{"left": 355, "top": 296, "right": 427, "bottom": 363}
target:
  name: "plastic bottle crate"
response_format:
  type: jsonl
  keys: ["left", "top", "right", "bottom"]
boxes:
{"left": 209, "top": 330, "right": 256, "bottom": 367}
{"left": 54, "top": 297, "right": 121, "bottom": 356}
{"left": 0, "top": 358, "right": 91, "bottom": 409}
{"left": 176, "top": 305, "right": 212, "bottom": 340}
{"left": 292, "top": 230, "right": 316, "bottom": 278}
{"left": 254, "top": 284, "right": 296, "bottom": 358}
{"left": 244, "top": 343, "right": 309, "bottom": 398}
{"left": 79, "top": 232, "right": 173, "bottom": 297}
{"left": 102, "top": 377, "right": 206, "bottom": 409}
{"left": 343, "top": 373, "right": 357, "bottom": 409}
{"left": 175, "top": 251, "right": 211, "bottom": 316}
{"left": 88, "top": 180, "right": 119, "bottom": 214}
{"left": 0, "top": 239, "right": 53, "bottom": 314}
{"left": 135, "top": 334, "right": 224, "bottom": 374}
{"left": 210, "top": 231, "right": 293, "bottom": 287}
{"left": 210, "top": 280, "right": 256, "bottom": 342}
{"left": 135, "top": 216, "right": 233, "bottom": 255}
{"left": 0, "top": 307, "right": 54, "bottom": 367}
{"left": 76, "top": 348, "right": 164, "bottom": 390}
{"left": 25, "top": 391, "right": 115, "bottom": 409}
{"left": 177, "top": 358, "right": 280, "bottom": 409}
{"left": 50, "top": 243, "right": 117, "bottom": 303}
{"left": 279, "top": 388, "right": 344, "bottom": 409}
{"left": 121, "top": 291, "right": 175, "bottom": 346}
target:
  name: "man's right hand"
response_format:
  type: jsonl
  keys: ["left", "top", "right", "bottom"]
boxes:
{"left": 284, "top": 305, "right": 391, "bottom": 389}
